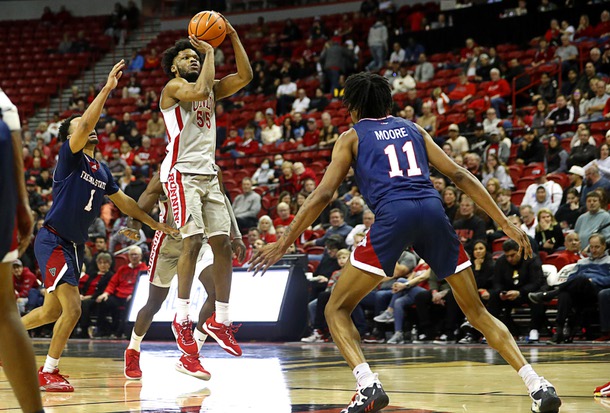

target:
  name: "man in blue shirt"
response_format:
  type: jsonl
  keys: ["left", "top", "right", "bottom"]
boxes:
{"left": 20, "top": 61, "right": 177, "bottom": 393}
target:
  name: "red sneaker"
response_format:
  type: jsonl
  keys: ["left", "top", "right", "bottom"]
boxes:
{"left": 172, "top": 315, "right": 198, "bottom": 355}
{"left": 175, "top": 353, "right": 211, "bottom": 381}
{"left": 38, "top": 367, "right": 74, "bottom": 392}
{"left": 124, "top": 349, "right": 142, "bottom": 380}
{"left": 202, "top": 313, "right": 242, "bottom": 357}
{"left": 595, "top": 381, "right": 610, "bottom": 397}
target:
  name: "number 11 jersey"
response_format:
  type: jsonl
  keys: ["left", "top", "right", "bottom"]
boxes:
{"left": 44, "top": 142, "right": 119, "bottom": 244}
{"left": 352, "top": 116, "right": 440, "bottom": 214}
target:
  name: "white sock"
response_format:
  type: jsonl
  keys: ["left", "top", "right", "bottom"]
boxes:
{"left": 353, "top": 362, "right": 376, "bottom": 388}
{"left": 176, "top": 298, "right": 190, "bottom": 322}
{"left": 128, "top": 330, "right": 145, "bottom": 352}
{"left": 215, "top": 301, "right": 230, "bottom": 325}
{"left": 194, "top": 327, "right": 208, "bottom": 351}
{"left": 519, "top": 364, "right": 541, "bottom": 393}
{"left": 43, "top": 355, "right": 59, "bottom": 373}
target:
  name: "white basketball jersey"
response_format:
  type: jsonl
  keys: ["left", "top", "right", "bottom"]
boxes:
{"left": 159, "top": 91, "right": 217, "bottom": 182}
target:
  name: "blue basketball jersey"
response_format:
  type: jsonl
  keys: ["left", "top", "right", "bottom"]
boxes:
{"left": 44, "top": 142, "right": 119, "bottom": 244}
{"left": 0, "top": 119, "right": 16, "bottom": 258}
{"left": 352, "top": 116, "right": 440, "bottom": 213}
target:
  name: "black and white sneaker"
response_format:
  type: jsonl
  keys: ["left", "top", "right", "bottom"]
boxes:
{"left": 530, "top": 377, "right": 561, "bottom": 413}
{"left": 341, "top": 376, "right": 389, "bottom": 413}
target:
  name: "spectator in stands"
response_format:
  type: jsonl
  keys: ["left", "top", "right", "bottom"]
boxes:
{"left": 555, "top": 34, "right": 578, "bottom": 77}
{"left": 276, "top": 74, "right": 297, "bottom": 116}
{"left": 534, "top": 73, "right": 556, "bottom": 105}
{"left": 277, "top": 161, "right": 297, "bottom": 194}
{"left": 576, "top": 63, "right": 597, "bottom": 99}
{"left": 274, "top": 202, "right": 295, "bottom": 228}
{"left": 12, "top": 259, "right": 38, "bottom": 315}
{"left": 68, "top": 86, "right": 84, "bottom": 109}
{"left": 545, "top": 135, "right": 568, "bottom": 174}
{"left": 445, "top": 124, "right": 469, "bottom": 157}
{"left": 78, "top": 253, "right": 114, "bottom": 338}
{"left": 414, "top": 53, "right": 434, "bottom": 83}
{"left": 127, "top": 50, "right": 144, "bottom": 73}
{"left": 88, "top": 216, "right": 106, "bottom": 240}
{"left": 568, "top": 128, "right": 597, "bottom": 168}
{"left": 389, "top": 42, "right": 405, "bottom": 63}
{"left": 57, "top": 33, "right": 73, "bottom": 54}
{"left": 483, "top": 130, "right": 510, "bottom": 164}
{"left": 144, "top": 48, "right": 160, "bottom": 70}
{"left": 292, "top": 89, "right": 310, "bottom": 114}
{"left": 535, "top": 208, "right": 564, "bottom": 254}
{"left": 522, "top": 166, "right": 563, "bottom": 214}
{"left": 309, "top": 16, "right": 328, "bottom": 40}
{"left": 538, "top": 0, "right": 558, "bottom": 12}
{"left": 304, "top": 209, "right": 353, "bottom": 249}
{"left": 474, "top": 53, "right": 492, "bottom": 82}
{"left": 575, "top": 14, "right": 594, "bottom": 39}
{"left": 320, "top": 37, "right": 354, "bottom": 94}
{"left": 145, "top": 111, "right": 165, "bottom": 139}
{"left": 595, "top": 10, "right": 610, "bottom": 38}
{"left": 36, "top": 168, "right": 53, "bottom": 197}
{"left": 581, "top": 164, "right": 610, "bottom": 205}
{"left": 108, "top": 148, "right": 128, "bottom": 180}
{"left": 133, "top": 136, "right": 158, "bottom": 178}
{"left": 366, "top": 16, "right": 388, "bottom": 72}
{"left": 496, "top": 188, "right": 519, "bottom": 217}
{"left": 119, "top": 141, "right": 135, "bottom": 166}
{"left": 575, "top": 191, "right": 610, "bottom": 248}
{"left": 246, "top": 16, "right": 268, "bottom": 39}
{"left": 252, "top": 158, "right": 276, "bottom": 187}
{"left": 281, "top": 18, "right": 301, "bottom": 41}
{"left": 403, "top": 89, "right": 423, "bottom": 117}
{"left": 482, "top": 154, "right": 513, "bottom": 190}
{"left": 95, "top": 246, "right": 147, "bottom": 338}
{"left": 482, "top": 108, "right": 502, "bottom": 136}
{"left": 556, "top": 188, "right": 582, "bottom": 230}
{"left": 233, "top": 177, "right": 261, "bottom": 231}
{"left": 530, "top": 233, "right": 610, "bottom": 343}
{"left": 520, "top": 205, "right": 538, "bottom": 238}
{"left": 230, "top": 125, "right": 259, "bottom": 158}
{"left": 570, "top": 123, "right": 596, "bottom": 149}
{"left": 391, "top": 63, "right": 416, "bottom": 95}
{"left": 545, "top": 95, "right": 574, "bottom": 136}
{"left": 586, "top": 143, "right": 610, "bottom": 181}
{"left": 453, "top": 195, "right": 485, "bottom": 254}
{"left": 309, "top": 88, "right": 329, "bottom": 113}
{"left": 116, "top": 112, "right": 136, "bottom": 140}
{"left": 531, "top": 39, "right": 554, "bottom": 69}
{"left": 485, "top": 68, "right": 511, "bottom": 116}
{"left": 416, "top": 101, "right": 437, "bottom": 137}
{"left": 86, "top": 236, "right": 113, "bottom": 274}
{"left": 26, "top": 178, "right": 44, "bottom": 214}
{"left": 553, "top": 232, "right": 584, "bottom": 269}
{"left": 257, "top": 215, "right": 277, "bottom": 243}
{"left": 448, "top": 72, "right": 476, "bottom": 104}
{"left": 260, "top": 110, "right": 282, "bottom": 146}
{"left": 293, "top": 162, "right": 317, "bottom": 191}
{"left": 318, "top": 112, "right": 339, "bottom": 147}
{"left": 345, "top": 210, "right": 374, "bottom": 248}
{"left": 581, "top": 79, "right": 609, "bottom": 121}
{"left": 516, "top": 127, "right": 545, "bottom": 165}
{"left": 561, "top": 68, "right": 579, "bottom": 97}
{"left": 70, "top": 30, "right": 90, "bottom": 53}
{"left": 463, "top": 152, "right": 482, "bottom": 180}
{"left": 345, "top": 196, "right": 365, "bottom": 227}
{"left": 488, "top": 239, "right": 546, "bottom": 340}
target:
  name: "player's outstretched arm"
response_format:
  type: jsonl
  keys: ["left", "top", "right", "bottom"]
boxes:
{"left": 419, "top": 124, "right": 533, "bottom": 259}
{"left": 164, "top": 37, "right": 215, "bottom": 104}
{"left": 214, "top": 16, "right": 253, "bottom": 100}
{"left": 69, "top": 60, "right": 125, "bottom": 154}
{"left": 109, "top": 190, "right": 179, "bottom": 238}
{"left": 249, "top": 130, "right": 356, "bottom": 274}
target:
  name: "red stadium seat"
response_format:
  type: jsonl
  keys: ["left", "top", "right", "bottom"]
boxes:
{"left": 511, "top": 190, "right": 526, "bottom": 206}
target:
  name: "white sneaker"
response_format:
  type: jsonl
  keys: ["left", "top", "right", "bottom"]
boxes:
{"left": 387, "top": 331, "right": 404, "bottom": 344}
{"left": 433, "top": 334, "right": 449, "bottom": 344}
{"left": 373, "top": 310, "right": 394, "bottom": 323}
{"left": 530, "top": 377, "right": 561, "bottom": 412}
{"left": 529, "top": 329, "right": 540, "bottom": 342}
{"left": 301, "top": 329, "right": 325, "bottom": 343}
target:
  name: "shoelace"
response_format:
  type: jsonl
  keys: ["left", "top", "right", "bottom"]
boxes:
{"left": 127, "top": 353, "right": 140, "bottom": 370}
{"left": 180, "top": 321, "right": 195, "bottom": 343}
{"left": 219, "top": 323, "right": 242, "bottom": 345}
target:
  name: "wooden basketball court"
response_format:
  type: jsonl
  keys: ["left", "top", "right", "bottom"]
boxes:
{"left": 0, "top": 340, "right": 608, "bottom": 412}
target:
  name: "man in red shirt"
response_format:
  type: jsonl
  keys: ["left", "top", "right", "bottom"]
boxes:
{"left": 13, "top": 259, "right": 39, "bottom": 315}
{"left": 595, "top": 10, "right": 610, "bottom": 38}
{"left": 78, "top": 252, "right": 114, "bottom": 338}
{"left": 486, "top": 68, "right": 511, "bottom": 116}
{"left": 94, "top": 246, "right": 148, "bottom": 337}
{"left": 301, "top": 118, "right": 320, "bottom": 149}
{"left": 231, "top": 125, "right": 259, "bottom": 157}
{"left": 548, "top": 232, "right": 583, "bottom": 270}
{"left": 134, "top": 136, "right": 159, "bottom": 177}
{"left": 273, "top": 202, "right": 295, "bottom": 228}
{"left": 293, "top": 162, "right": 317, "bottom": 192}
{"left": 448, "top": 72, "right": 476, "bottom": 104}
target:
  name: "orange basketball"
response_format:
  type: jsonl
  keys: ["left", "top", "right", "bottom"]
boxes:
{"left": 188, "top": 11, "right": 226, "bottom": 48}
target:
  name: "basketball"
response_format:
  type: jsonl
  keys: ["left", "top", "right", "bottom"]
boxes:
{"left": 188, "top": 10, "right": 226, "bottom": 48}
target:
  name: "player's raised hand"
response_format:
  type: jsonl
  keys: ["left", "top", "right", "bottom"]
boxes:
{"left": 232, "top": 237, "right": 247, "bottom": 262}
{"left": 16, "top": 203, "right": 33, "bottom": 256}
{"left": 150, "top": 222, "right": 180, "bottom": 238}
{"left": 106, "top": 60, "right": 125, "bottom": 90}
{"left": 119, "top": 227, "right": 140, "bottom": 242}
{"left": 248, "top": 241, "right": 286, "bottom": 276}
{"left": 501, "top": 220, "right": 533, "bottom": 260}
{"left": 189, "top": 35, "right": 214, "bottom": 54}
{"left": 218, "top": 14, "right": 235, "bottom": 36}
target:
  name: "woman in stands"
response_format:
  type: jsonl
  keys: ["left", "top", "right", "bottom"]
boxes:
{"left": 482, "top": 154, "right": 513, "bottom": 190}
{"left": 257, "top": 215, "right": 277, "bottom": 243}
{"left": 555, "top": 188, "right": 582, "bottom": 230}
{"left": 416, "top": 101, "right": 437, "bottom": 137}
{"left": 252, "top": 158, "right": 277, "bottom": 187}
{"left": 485, "top": 178, "right": 502, "bottom": 201}
{"left": 585, "top": 143, "right": 610, "bottom": 180}
{"left": 532, "top": 98, "right": 550, "bottom": 138}
{"left": 570, "top": 88, "right": 585, "bottom": 120}
{"left": 546, "top": 135, "right": 569, "bottom": 174}
{"left": 535, "top": 208, "right": 565, "bottom": 254}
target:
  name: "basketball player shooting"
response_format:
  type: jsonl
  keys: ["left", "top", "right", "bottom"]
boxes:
{"left": 20, "top": 61, "right": 179, "bottom": 393}
{"left": 121, "top": 171, "right": 245, "bottom": 381}
{"left": 250, "top": 73, "right": 562, "bottom": 413}
{"left": 158, "top": 15, "right": 252, "bottom": 358}
{"left": 0, "top": 90, "right": 44, "bottom": 413}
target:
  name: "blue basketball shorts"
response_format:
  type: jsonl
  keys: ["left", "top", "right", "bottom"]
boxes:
{"left": 351, "top": 197, "right": 471, "bottom": 280}
{"left": 34, "top": 226, "right": 84, "bottom": 293}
